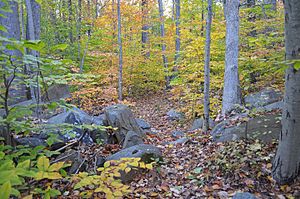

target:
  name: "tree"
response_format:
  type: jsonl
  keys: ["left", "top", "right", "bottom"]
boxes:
{"left": 117, "top": 0, "right": 123, "bottom": 101}
{"left": 271, "top": 0, "right": 276, "bottom": 11}
{"left": 141, "top": 0, "right": 150, "bottom": 58}
{"left": 174, "top": 0, "right": 180, "bottom": 70}
{"left": 25, "top": 0, "right": 41, "bottom": 103}
{"left": 203, "top": 0, "right": 213, "bottom": 131}
{"left": 158, "top": 0, "right": 169, "bottom": 88}
{"left": 272, "top": 0, "right": 300, "bottom": 185}
{"left": 222, "top": 0, "right": 241, "bottom": 115}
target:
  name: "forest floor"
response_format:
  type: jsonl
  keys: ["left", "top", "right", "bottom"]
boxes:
{"left": 116, "top": 93, "right": 300, "bottom": 199}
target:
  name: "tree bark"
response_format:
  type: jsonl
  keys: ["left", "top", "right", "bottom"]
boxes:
{"left": 117, "top": 0, "right": 123, "bottom": 101}
{"left": 174, "top": 0, "right": 180, "bottom": 71}
{"left": 271, "top": 0, "right": 276, "bottom": 11}
{"left": 25, "top": 0, "right": 41, "bottom": 103}
{"left": 141, "top": 0, "right": 150, "bottom": 58}
{"left": 158, "top": 0, "right": 169, "bottom": 88}
{"left": 272, "top": 0, "right": 300, "bottom": 185}
{"left": 222, "top": 0, "right": 241, "bottom": 115}
{"left": 203, "top": 0, "right": 213, "bottom": 131}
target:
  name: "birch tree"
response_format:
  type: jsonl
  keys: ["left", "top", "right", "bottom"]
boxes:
{"left": 203, "top": 0, "right": 213, "bottom": 131}
{"left": 222, "top": 0, "right": 241, "bottom": 115}
{"left": 272, "top": 0, "right": 300, "bottom": 185}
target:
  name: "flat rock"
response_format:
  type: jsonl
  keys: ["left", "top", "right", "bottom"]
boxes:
{"left": 212, "top": 113, "right": 281, "bottom": 143}
{"left": 166, "top": 109, "right": 184, "bottom": 121}
{"left": 233, "top": 192, "right": 257, "bottom": 199}
{"left": 171, "top": 131, "right": 185, "bottom": 138}
{"left": 16, "top": 137, "right": 46, "bottom": 147}
{"left": 244, "top": 88, "right": 282, "bottom": 108}
{"left": 136, "top": 118, "right": 151, "bottom": 129}
{"left": 106, "top": 144, "right": 162, "bottom": 163}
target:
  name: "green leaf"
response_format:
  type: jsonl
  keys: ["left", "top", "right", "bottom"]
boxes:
{"left": 0, "top": 25, "right": 7, "bottom": 32}
{"left": 193, "top": 167, "right": 203, "bottom": 174}
{"left": 0, "top": 181, "right": 11, "bottom": 199}
{"left": 51, "top": 44, "right": 68, "bottom": 51}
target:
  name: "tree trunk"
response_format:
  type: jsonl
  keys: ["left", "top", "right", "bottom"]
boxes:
{"left": 203, "top": 0, "right": 213, "bottom": 131}
{"left": 272, "top": 0, "right": 300, "bottom": 185}
{"left": 77, "top": 0, "right": 82, "bottom": 64}
{"left": 158, "top": 0, "right": 169, "bottom": 88}
{"left": 141, "top": 0, "right": 150, "bottom": 58}
{"left": 222, "top": 0, "right": 241, "bottom": 115}
{"left": 271, "top": 0, "right": 276, "bottom": 11}
{"left": 174, "top": 0, "right": 180, "bottom": 71}
{"left": 25, "top": 0, "right": 41, "bottom": 103}
{"left": 0, "top": 0, "right": 23, "bottom": 145}
{"left": 117, "top": 0, "right": 123, "bottom": 101}
{"left": 68, "top": 0, "right": 74, "bottom": 44}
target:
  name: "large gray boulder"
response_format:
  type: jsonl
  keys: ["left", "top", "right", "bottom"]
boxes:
{"left": 166, "top": 109, "right": 184, "bottom": 121}
{"left": 244, "top": 88, "right": 282, "bottom": 109}
{"left": 48, "top": 107, "right": 93, "bottom": 125}
{"left": 16, "top": 136, "right": 46, "bottom": 147}
{"left": 212, "top": 113, "right": 281, "bottom": 143}
{"left": 189, "top": 118, "right": 215, "bottom": 131}
{"left": 106, "top": 144, "right": 162, "bottom": 163}
{"left": 104, "top": 104, "right": 145, "bottom": 143}
{"left": 42, "top": 84, "right": 71, "bottom": 102}
{"left": 106, "top": 144, "right": 162, "bottom": 183}
{"left": 122, "top": 131, "right": 144, "bottom": 148}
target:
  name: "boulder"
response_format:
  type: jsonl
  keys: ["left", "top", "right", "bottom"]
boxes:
{"left": 189, "top": 118, "right": 215, "bottom": 131}
{"left": 106, "top": 144, "right": 162, "bottom": 163}
{"left": 167, "top": 137, "right": 189, "bottom": 145}
{"left": 257, "top": 101, "right": 283, "bottom": 112}
{"left": 123, "top": 131, "right": 144, "bottom": 148}
{"left": 42, "top": 84, "right": 71, "bottom": 102}
{"left": 92, "top": 114, "right": 108, "bottom": 126}
{"left": 244, "top": 88, "right": 282, "bottom": 108}
{"left": 48, "top": 107, "right": 93, "bottom": 125}
{"left": 166, "top": 109, "right": 184, "bottom": 121}
{"left": 55, "top": 149, "right": 85, "bottom": 174}
{"left": 212, "top": 113, "right": 281, "bottom": 143}
{"left": 136, "top": 118, "right": 151, "bottom": 129}
{"left": 104, "top": 104, "right": 145, "bottom": 143}
{"left": 233, "top": 192, "right": 257, "bottom": 199}
{"left": 16, "top": 137, "right": 46, "bottom": 147}
{"left": 171, "top": 131, "right": 185, "bottom": 138}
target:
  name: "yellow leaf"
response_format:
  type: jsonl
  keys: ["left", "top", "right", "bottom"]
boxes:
{"left": 145, "top": 163, "right": 153, "bottom": 170}
{"left": 114, "top": 191, "right": 123, "bottom": 197}
{"left": 37, "top": 156, "right": 50, "bottom": 171}
{"left": 48, "top": 162, "right": 64, "bottom": 172}
{"left": 125, "top": 167, "right": 131, "bottom": 173}
{"left": 139, "top": 162, "right": 146, "bottom": 169}
{"left": 97, "top": 167, "right": 104, "bottom": 172}
{"left": 104, "top": 162, "right": 110, "bottom": 168}
{"left": 47, "top": 172, "right": 62, "bottom": 180}
{"left": 22, "top": 195, "right": 33, "bottom": 199}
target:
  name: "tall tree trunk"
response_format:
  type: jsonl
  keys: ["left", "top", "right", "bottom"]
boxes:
{"left": 203, "top": 0, "right": 213, "bottom": 131}
{"left": 77, "top": 0, "right": 82, "bottom": 64}
{"left": 174, "top": 0, "right": 180, "bottom": 71}
{"left": 158, "top": 0, "right": 169, "bottom": 88}
{"left": 201, "top": 0, "right": 204, "bottom": 37}
{"left": 117, "top": 0, "right": 123, "bottom": 101}
{"left": 272, "top": 0, "right": 300, "bottom": 185}
{"left": 222, "top": 0, "right": 241, "bottom": 115}
{"left": 0, "top": 0, "right": 23, "bottom": 145}
{"left": 68, "top": 0, "right": 74, "bottom": 44}
{"left": 25, "top": 0, "right": 41, "bottom": 103}
{"left": 141, "top": 0, "right": 150, "bottom": 58}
